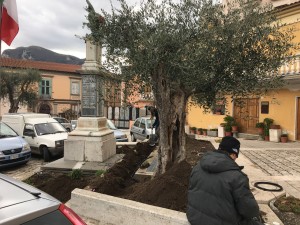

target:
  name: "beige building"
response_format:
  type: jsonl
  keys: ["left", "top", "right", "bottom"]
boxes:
{"left": 0, "top": 58, "right": 82, "bottom": 119}
{"left": 187, "top": 0, "right": 300, "bottom": 141}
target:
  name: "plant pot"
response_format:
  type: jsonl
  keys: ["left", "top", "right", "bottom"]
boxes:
{"left": 190, "top": 130, "right": 196, "bottom": 134}
{"left": 280, "top": 136, "right": 288, "bottom": 143}
{"left": 225, "top": 131, "right": 232, "bottom": 137}
{"left": 257, "top": 127, "right": 264, "bottom": 135}
{"left": 202, "top": 131, "right": 207, "bottom": 136}
{"left": 207, "top": 130, "right": 218, "bottom": 137}
{"left": 231, "top": 126, "right": 238, "bottom": 132}
{"left": 197, "top": 130, "right": 202, "bottom": 135}
{"left": 264, "top": 136, "right": 270, "bottom": 141}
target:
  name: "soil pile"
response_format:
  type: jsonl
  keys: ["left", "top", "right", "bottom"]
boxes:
{"left": 26, "top": 136, "right": 300, "bottom": 225}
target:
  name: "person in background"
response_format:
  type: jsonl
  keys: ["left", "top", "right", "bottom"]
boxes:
{"left": 147, "top": 106, "right": 160, "bottom": 142}
{"left": 186, "top": 136, "right": 263, "bottom": 225}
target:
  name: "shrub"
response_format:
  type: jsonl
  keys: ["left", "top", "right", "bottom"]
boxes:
{"left": 95, "top": 170, "right": 106, "bottom": 176}
{"left": 69, "top": 169, "right": 83, "bottom": 180}
{"left": 255, "top": 122, "right": 264, "bottom": 128}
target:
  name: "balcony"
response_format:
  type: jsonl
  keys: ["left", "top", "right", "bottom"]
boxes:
{"left": 279, "top": 54, "right": 300, "bottom": 91}
{"left": 39, "top": 94, "right": 52, "bottom": 100}
{"left": 278, "top": 54, "right": 300, "bottom": 77}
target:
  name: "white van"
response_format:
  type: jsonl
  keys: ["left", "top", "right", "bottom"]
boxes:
{"left": 2, "top": 113, "right": 68, "bottom": 162}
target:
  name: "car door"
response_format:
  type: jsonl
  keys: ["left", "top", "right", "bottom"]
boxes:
{"left": 23, "top": 124, "right": 39, "bottom": 154}
{"left": 131, "top": 118, "right": 141, "bottom": 140}
{"left": 139, "top": 118, "right": 147, "bottom": 140}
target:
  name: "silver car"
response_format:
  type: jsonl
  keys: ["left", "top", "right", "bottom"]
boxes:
{"left": 0, "top": 173, "right": 87, "bottom": 225}
{"left": 107, "top": 119, "right": 128, "bottom": 142}
{"left": 52, "top": 117, "right": 72, "bottom": 132}
{"left": 130, "top": 116, "right": 155, "bottom": 141}
{"left": 0, "top": 122, "right": 31, "bottom": 168}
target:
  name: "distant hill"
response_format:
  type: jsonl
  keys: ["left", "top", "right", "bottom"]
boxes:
{"left": 2, "top": 46, "right": 85, "bottom": 65}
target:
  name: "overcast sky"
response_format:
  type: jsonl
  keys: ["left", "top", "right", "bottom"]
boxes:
{"left": 1, "top": 0, "right": 137, "bottom": 59}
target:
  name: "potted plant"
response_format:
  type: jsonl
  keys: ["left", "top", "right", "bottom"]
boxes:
{"left": 197, "top": 128, "right": 203, "bottom": 135}
{"left": 190, "top": 127, "right": 197, "bottom": 134}
{"left": 255, "top": 122, "right": 264, "bottom": 135}
{"left": 224, "top": 124, "right": 232, "bottom": 136}
{"left": 231, "top": 121, "right": 238, "bottom": 132}
{"left": 280, "top": 133, "right": 288, "bottom": 143}
{"left": 263, "top": 118, "right": 274, "bottom": 141}
{"left": 223, "top": 115, "right": 235, "bottom": 125}
{"left": 202, "top": 128, "right": 208, "bottom": 136}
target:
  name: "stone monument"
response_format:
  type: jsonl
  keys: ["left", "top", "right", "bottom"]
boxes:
{"left": 64, "top": 39, "right": 116, "bottom": 163}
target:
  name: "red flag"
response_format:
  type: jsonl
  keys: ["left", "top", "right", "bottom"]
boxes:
{"left": 1, "top": 0, "right": 19, "bottom": 46}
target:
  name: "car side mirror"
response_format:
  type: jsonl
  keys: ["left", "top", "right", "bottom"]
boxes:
{"left": 142, "top": 129, "right": 145, "bottom": 134}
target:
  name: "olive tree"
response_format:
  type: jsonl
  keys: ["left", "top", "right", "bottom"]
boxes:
{"left": 0, "top": 68, "right": 41, "bottom": 113}
{"left": 85, "top": 0, "right": 297, "bottom": 174}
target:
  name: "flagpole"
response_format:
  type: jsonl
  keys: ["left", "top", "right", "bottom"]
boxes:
{"left": 0, "top": 1, "right": 2, "bottom": 56}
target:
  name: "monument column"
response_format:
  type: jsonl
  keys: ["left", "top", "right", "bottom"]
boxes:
{"left": 63, "top": 40, "right": 116, "bottom": 163}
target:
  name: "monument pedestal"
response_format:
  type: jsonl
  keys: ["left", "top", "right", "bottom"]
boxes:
{"left": 64, "top": 117, "right": 116, "bottom": 162}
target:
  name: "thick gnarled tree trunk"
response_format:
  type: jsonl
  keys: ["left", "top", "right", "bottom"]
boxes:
{"left": 153, "top": 67, "right": 188, "bottom": 175}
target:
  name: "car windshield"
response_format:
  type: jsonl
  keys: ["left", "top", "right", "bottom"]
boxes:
{"left": 0, "top": 123, "right": 18, "bottom": 138}
{"left": 35, "top": 122, "right": 66, "bottom": 136}
{"left": 106, "top": 119, "right": 117, "bottom": 130}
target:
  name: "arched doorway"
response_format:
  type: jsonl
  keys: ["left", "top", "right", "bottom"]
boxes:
{"left": 39, "top": 103, "right": 51, "bottom": 114}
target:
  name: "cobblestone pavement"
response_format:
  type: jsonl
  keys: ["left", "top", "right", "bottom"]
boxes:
{"left": 1, "top": 156, "right": 45, "bottom": 181}
{"left": 242, "top": 149, "right": 300, "bottom": 176}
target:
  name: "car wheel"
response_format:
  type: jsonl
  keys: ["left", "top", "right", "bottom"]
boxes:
{"left": 66, "top": 128, "right": 71, "bottom": 132}
{"left": 41, "top": 146, "right": 51, "bottom": 162}
{"left": 131, "top": 133, "right": 136, "bottom": 142}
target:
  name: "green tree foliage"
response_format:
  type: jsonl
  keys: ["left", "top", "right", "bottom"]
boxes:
{"left": 0, "top": 68, "right": 41, "bottom": 113}
{"left": 85, "top": 0, "right": 298, "bottom": 174}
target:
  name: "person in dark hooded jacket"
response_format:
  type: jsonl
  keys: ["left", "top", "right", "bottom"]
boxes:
{"left": 187, "top": 136, "right": 262, "bottom": 225}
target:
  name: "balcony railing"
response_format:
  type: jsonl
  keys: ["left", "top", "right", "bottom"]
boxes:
{"left": 39, "top": 94, "right": 51, "bottom": 100}
{"left": 278, "top": 54, "right": 300, "bottom": 76}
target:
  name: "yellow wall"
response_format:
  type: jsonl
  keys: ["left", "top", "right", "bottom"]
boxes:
{"left": 187, "top": 89, "right": 300, "bottom": 140}
{"left": 187, "top": 100, "right": 234, "bottom": 130}
{"left": 50, "top": 74, "right": 71, "bottom": 99}
{"left": 259, "top": 89, "right": 300, "bottom": 140}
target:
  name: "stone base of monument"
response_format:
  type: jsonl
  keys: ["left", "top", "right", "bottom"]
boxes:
{"left": 65, "top": 117, "right": 116, "bottom": 162}
{"left": 42, "top": 117, "right": 120, "bottom": 173}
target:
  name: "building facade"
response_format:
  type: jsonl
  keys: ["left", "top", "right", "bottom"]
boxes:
{"left": 187, "top": 0, "right": 300, "bottom": 141}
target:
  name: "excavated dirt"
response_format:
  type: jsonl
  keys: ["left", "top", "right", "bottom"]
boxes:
{"left": 26, "top": 136, "right": 300, "bottom": 225}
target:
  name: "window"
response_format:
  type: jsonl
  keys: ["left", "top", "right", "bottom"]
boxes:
{"left": 41, "top": 79, "right": 51, "bottom": 95}
{"left": 134, "top": 119, "right": 140, "bottom": 127}
{"left": 71, "top": 82, "right": 80, "bottom": 95}
{"left": 140, "top": 119, "right": 146, "bottom": 129}
{"left": 261, "top": 101, "right": 269, "bottom": 114}
{"left": 212, "top": 100, "right": 225, "bottom": 115}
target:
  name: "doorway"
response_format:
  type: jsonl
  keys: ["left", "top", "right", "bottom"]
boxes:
{"left": 233, "top": 98, "right": 259, "bottom": 134}
{"left": 39, "top": 103, "right": 51, "bottom": 114}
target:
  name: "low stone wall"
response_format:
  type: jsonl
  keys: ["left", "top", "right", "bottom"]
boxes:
{"left": 68, "top": 188, "right": 190, "bottom": 225}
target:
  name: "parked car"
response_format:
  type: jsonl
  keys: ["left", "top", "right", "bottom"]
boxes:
{"left": 107, "top": 119, "right": 128, "bottom": 142}
{"left": 2, "top": 113, "right": 68, "bottom": 162}
{"left": 0, "top": 122, "right": 31, "bottom": 168}
{"left": 70, "top": 119, "right": 128, "bottom": 142}
{"left": 52, "top": 117, "right": 72, "bottom": 132}
{"left": 71, "top": 120, "right": 78, "bottom": 130}
{"left": 130, "top": 116, "right": 155, "bottom": 142}
{"left": 0, "top": 173, "right": 87, "bottom": 225}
